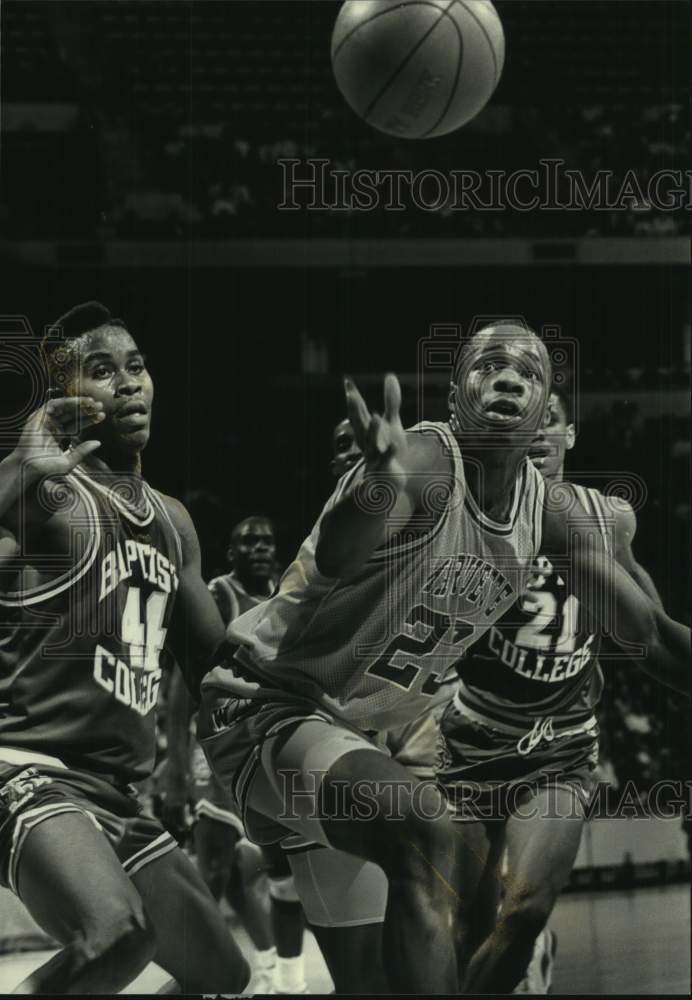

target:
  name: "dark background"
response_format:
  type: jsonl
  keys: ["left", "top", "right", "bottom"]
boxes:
{"left": 1, "top": 1, "right": 689, "bottom": 791}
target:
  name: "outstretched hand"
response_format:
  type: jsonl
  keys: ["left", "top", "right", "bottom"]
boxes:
{"left": 343, "top": 373, "right": 408, "bottom": 480}
{"left": 14, "top": 397, "right": 104, "bottom": 481}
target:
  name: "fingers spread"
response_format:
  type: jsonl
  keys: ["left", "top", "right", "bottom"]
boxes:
{"left": 383, "top": 373, "right": 402, "bottom": 423}
{"left": 344, "top": 377, "right": 370, "bottom": 448}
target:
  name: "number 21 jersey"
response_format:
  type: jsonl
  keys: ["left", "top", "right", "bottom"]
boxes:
{"left": 0, "top": 467, "right": 181, "bottom": 782}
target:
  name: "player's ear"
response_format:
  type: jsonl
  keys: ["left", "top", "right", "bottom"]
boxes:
{"left": 566, "top": 423, "right": 576, "bottom": 450}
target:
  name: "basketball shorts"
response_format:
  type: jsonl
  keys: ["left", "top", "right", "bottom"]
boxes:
{"left": 436, "top": 695, "right": 600, "bottom": 823}
{"left": 189, "top": 740, "right": 245, "bottom": 838}
{"left": 198, "top": 684, "right": 391, "bottom": 927}
{"left": 0, "top": 753, "right": 177, "bottom": 896}
{"left": 384, "top": 699, "right": 450, "bottom": 781}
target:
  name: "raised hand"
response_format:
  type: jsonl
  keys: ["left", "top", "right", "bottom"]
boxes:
{"left": 13, "top": 397, "right": 105, "bottom": 483}
{"left": 344, "top": 373, "right": 409, "bottom": 481}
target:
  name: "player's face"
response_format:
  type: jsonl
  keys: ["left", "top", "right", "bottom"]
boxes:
{"left": 451, "top": 328, "right": 550, "bottom": 441}
{"left": 68, "top": 326, "right": 154, "bottom": 453}
{"left": 331, "top": 419, "right": 362, "bottom": 478}
{"left": 231, "top": 520, "right": 276, "bottom": 580}
{"left": 529, "top": 392, "right": 576, "bottom": 479}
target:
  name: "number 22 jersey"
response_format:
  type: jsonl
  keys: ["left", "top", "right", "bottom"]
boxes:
{"left": 208, "top": 422, "right": 545, "bottom": 733}
{"left": 0, "top": 467, "right": 181, "bottom": 783}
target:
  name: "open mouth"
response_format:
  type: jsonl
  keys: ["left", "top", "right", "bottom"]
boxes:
{"left": 484, "top": 398, "right": 522, "bottom": 422}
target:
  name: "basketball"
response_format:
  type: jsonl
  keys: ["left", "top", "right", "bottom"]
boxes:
{"left": 331, "top": 0, "right": 505, "bottom": 139}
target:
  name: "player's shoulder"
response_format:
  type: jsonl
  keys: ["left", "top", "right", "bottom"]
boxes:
{"left": 152, "top": 491, "right": 199, "bottom": 557}
{"left": 405, "top": 421, "right": 454, "bottom": 476}
{"left": 541, "top": 481, "right": 636, "bottom": 552}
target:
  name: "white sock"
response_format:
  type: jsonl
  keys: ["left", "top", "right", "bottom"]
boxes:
{"left": 274, "top": 954, "right": 306, "bottom": 993}
{"left": 255, "top": 946, "right": 277, "bottom": 971}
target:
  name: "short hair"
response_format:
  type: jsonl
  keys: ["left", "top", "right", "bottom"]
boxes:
{"left": 550, "top": 381, "right": 573, "bottom": 424}
{"left": 42, "top": 301, "right": 126, "bottom": 385}
{"left": 452, "top": 319, "right": 545, "bottom": 384}
{"left": 230, "top": 515, "right": 275, "bottom": 546}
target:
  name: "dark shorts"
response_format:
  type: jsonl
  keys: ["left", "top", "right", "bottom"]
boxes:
{"left": 0, "top": 759, "right": 177, "bottom": 895}
{"left": 436, "top": 699, "right": 599, "bottom": 823}
{"left": 189, "top": 740, "right": 246, "bottom": 837}
{"left": 198, "top": 686, "right": 382, "bottom": 847}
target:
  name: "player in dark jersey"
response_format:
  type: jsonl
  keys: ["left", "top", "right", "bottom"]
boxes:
{"left": 437, "top": 385, "right": 668, "bottom": 994}
{"left": 197, "top": 321, "right": 689, "bottom": 994}
{"left": 0, "top": 302, "right": 248, "bottom": 994}
{"left": 165, "top": 516, "right": 308, "bottom": 993}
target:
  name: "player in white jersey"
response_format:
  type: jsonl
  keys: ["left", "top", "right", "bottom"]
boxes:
{"left": 197, "top": 321, "right": 689, "bottom": 993}
{"left": 437, "top": 386, "right": 668, "bottom": 994}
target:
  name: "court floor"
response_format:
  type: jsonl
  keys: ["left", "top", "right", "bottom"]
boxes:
{"left": 0, "top": 883, "right": 689, "bottom": 994}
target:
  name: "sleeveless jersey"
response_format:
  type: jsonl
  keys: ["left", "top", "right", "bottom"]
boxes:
{"left": 206, "top": 422, "right": 545, "bottom": 732}
{"left": 208, "top": 572, "right": 275, "bottom": 626}
{"left": 0, "top": 466, "right": 182, "bottom": 782}
{"left": 456, "top": 485, "right": 610, "bottom": 733}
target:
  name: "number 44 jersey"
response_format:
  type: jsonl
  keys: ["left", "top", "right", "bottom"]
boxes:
{"left": 0, "top": 467, "right": 181, "bottom": 782}
{"left": 220, "top": 423, "right": 545, "bottom": 733}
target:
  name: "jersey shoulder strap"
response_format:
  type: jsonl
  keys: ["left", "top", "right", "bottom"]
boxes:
{"left": 209, "top": 574, "right": 240, "bottom": 623}
{"left": 571, "top": 484, "right": 613, "bottom": 555}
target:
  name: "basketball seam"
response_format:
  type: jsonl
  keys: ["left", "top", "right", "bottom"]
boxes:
{"left": 456, "top": 0, "right": 500, "bottom": 88}
{"left": 332, "top": 1, "right": 451, "bottom": 63}
{"left": 419, "top": 9, "right": 464, "bottom": 138}
{"left": 363, "top": 0, "right": 456, "bottom": 126}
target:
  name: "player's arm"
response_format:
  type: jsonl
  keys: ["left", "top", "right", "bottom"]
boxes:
{"left": 162, "top": 577, "right": 231, "bottom": 797}
{"left": 0, "top": 397, "right": 103, "bottom": 542}
{"left": 315, "top": 374, "right": 450, "bottom": 578}
{"left": 609, "top": 498, "right": 664, "bottom": 608}
{"left": 544, "top": 494, "right": 689, "bottom": 695}
{"left": 159, "top": 494, "right": 227, "bottom": 700}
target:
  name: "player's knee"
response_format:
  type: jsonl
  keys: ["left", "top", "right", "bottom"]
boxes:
{"left": 502, "top": 887, "right": 553, "bottom": 940}
{"left": 235, "top": 840, "right": 266, "bottom": 885}
{"left": 396, "top": 786, "right": 453, "bottom": 865}
{"left": 268, "top": 873, "right": 300, "bottom": 903}
{"left": 78, "top": 906, "right": 155, "bottom": 973}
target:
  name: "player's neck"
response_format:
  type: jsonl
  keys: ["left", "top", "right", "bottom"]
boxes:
{"left": 232, "top": 570, "right": 273, "bottom": 599}
{"left": 462, "top": 447, "right": 526, "bottom": 522}
{"left": 79, "top": 449, "right": 143, "bottom": 480}
{"left": 543, "top": 464, "right": 565, "bottom": 484}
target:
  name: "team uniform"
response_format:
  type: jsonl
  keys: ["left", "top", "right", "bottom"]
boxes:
{"left": 436, "top": 485, "right": 610, "bottom": 822}
{"left": 199, "top": 421, "right": 545, "bottom": 850}
{"left": 190, "top": 573, "right": 270, "bottom": 836}
{"left": 0, "top": 467, "right": 182, "bottom": 893}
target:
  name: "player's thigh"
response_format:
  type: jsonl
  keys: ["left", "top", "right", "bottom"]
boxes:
{"left": 503, "top": 784, "right": 585, "bottom": 906}
{"left": 16, "top": 811, "right": 148, "bottom": 945}
{"left": 286, "top": 841, "right": 388, "bottom": 929}
{"left": 131, "top": 844, "right": 247, "bottom": 989}
{"left": 249, "top": 719, "right": 396, "bottom": 851}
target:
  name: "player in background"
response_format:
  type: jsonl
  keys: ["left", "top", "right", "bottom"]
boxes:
{"left": 437, "top": 386, "right": 667, "bottom": 994}
{"left": 197, "top": 322, "right": 689, "bottom": 994}
{"left": 165, "top": 517, "right": 308, "bottom": 994}
{"left": 0, "top": 302, "right": 248, "bottom": 994}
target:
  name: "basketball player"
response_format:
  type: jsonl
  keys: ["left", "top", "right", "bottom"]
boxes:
{"left": 165, "top": 517, "right": 308, "bottom": 994}
{"left": 0, "top": 302, "right": 248, "bottom": 994}
{"left": 196, "top": 321, "right": 689, "bottom": 994}
{"left": 437, "top": 385, "right": 669, "bottom": 994}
